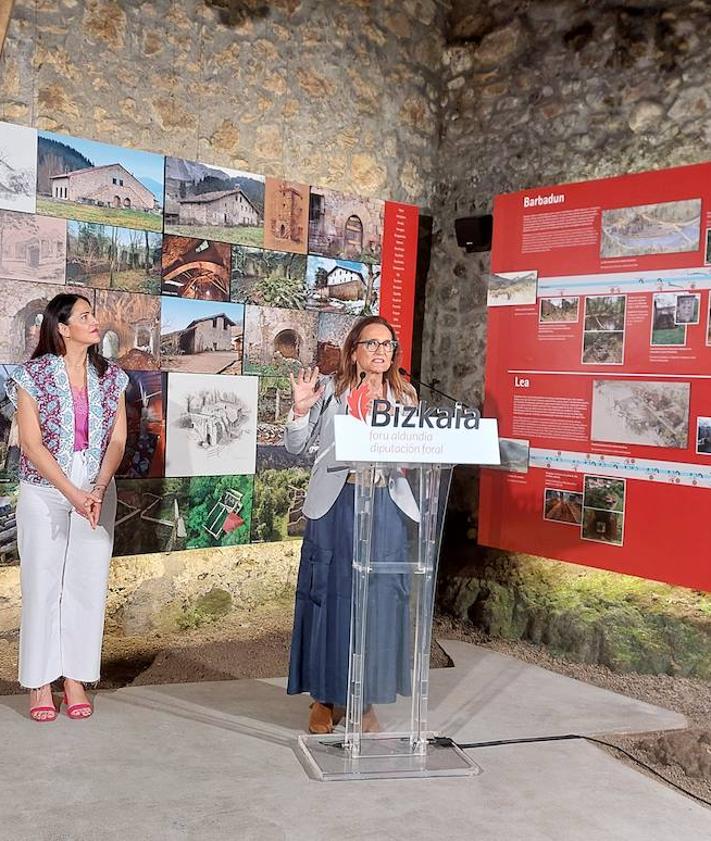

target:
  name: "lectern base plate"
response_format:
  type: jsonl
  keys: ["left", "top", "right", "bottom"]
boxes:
{"left": 296, "top": 731, "right": 482, "bottom": 781}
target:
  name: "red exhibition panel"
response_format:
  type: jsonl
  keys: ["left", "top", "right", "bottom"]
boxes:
{"left": 380, "top": 200, "right": 419, "bottom": 371}
{"left": 480, "top": 162, "right": 711, "bottom": 591}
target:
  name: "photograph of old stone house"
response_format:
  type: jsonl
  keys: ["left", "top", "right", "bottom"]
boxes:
{"left": 118, "top": 370, "right": 166, "bottom": 479}
{"left": 263, "top": 178, "right": 309, "bottom": 254}
{"left": 0, "top": 280, "right": 93, "bottom": 362}
{"left": 164, "top": 156, "right": 264, "bottom": 247}
{"left": 161, "top": 235, "right": 231, "bottom": 301}
{"left": 305, "top": 255, "right": 380, "bottom": 314}
{"left": 231, "top": 245, "right": 307, "bottom": 308}
{"left": 0, "top": 210, "right": 66, "bottom": 284}
{"left": 94, "top": 289, "right": 160, "bottom": 370}
{"left": 308, "top": 187, "right": 383, "bottom": 263}
{"left": 66, "top": 221, "right": 162, "bottom": 294}
{"left": 317, "top": 312, "right": 360, "bottom": 374}
{"left": 161, "top": 297, "right": 244, "bottom": 375}
{"left": 0, "top": 364, "right": 21, "bottom": 481}
{"left": 242, "top": 304, "right": 319, "bottom": 376}
{"left": 36, "top": 130, "right": 164, "bottom": 232}
{"left": 0, "top": 120, "right": 37, "bottom": 215}
{"left": 165, "top": 373, "right": 258, "bottom": 477}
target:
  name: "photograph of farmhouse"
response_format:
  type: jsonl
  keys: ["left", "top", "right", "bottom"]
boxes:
{"left": 0, "top": 280, "right": 92, "bottom": 362}
{"left": 0, "top": 210, "right": 66, "bottom": 284}
{"left": 308, "top": 186, "right": 383, "bottom": 263}
{"left": 242, "top": 304, "right": 319, "bottom": 375}
{"left": 94, "top": 289, "right": 160, "bottom": 370}
{"left": 160, "top": 297, "right": 244, "bottom": 375}
{"left": 164, "top": 156, "right": 264, "bottom": 247}
{"left": 165, "top": 373, "right": 257, "bottom": 477}
{"left": 118, "top": 371, "right": 166, "bottom": 479}
{"left": 161, "top": 235, "right": 231, "bottom": 301}
{"left": 263, "top": 177, "right": 309, "bottom": 254}
{"left": 231, "top": 245, "right": 307, "bottom": 308}
{"left": 66, "top": 221, "right": 161, "bottom": 293}
{"left": 36, "top": 130, "right": 164, "bottom": 231}
{"left": 0, "top": 120, "right": 37, "bottom": 214}
{"left": 305, "top": 255, "right": 380, "bottom": 314}
{"left": 317, "top": 312, "right": 360, "bottom": 374}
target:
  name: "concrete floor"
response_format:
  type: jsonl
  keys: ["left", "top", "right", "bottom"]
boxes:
{"left": 1, "top": 640, "right": 708, "bottom": 841}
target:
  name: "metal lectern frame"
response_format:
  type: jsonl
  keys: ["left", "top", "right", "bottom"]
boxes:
{"left": 297, "top": 462, "right": 481, "bottom": 781}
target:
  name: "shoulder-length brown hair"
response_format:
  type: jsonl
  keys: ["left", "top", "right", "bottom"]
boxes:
{"left": 333, "top": 315, "right": 416, "bottom": 403}
{"left": 31, "top": 293, "right": 108, "bottom": 376}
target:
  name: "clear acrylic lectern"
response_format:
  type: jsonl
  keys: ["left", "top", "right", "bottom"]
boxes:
{"left": 297, "top": 462, "right": 481, "bottom": 781}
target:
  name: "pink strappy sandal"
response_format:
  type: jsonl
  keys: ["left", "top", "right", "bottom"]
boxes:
{"left": 29, "top": 704, "right": 58, "bottom": 722}
{"left": 62, "top": 691, "right": 93, "bottom": 720}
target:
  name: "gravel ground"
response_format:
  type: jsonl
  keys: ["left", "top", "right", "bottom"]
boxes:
{"left": 1, "top": 606, "right": 708, "bottom": 806}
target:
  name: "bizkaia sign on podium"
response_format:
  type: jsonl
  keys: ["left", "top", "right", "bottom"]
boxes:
{"left": 334, "top": 383, "right": 500, "bottom": 464}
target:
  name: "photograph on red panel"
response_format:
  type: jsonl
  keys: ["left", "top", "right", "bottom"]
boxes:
{"left": 581, "top": 475, "right": 625, "bottom": 546}
{"left": 600, "top": 199, "right": 701, "bottom": 260}
{"left": 590, "top": 379, "right": 690, "bottom": 450}
{"left": 581, "top": 295, "right": 626, "bottom": 365}
{"left": 651, "top": 292, "right": 687, "bottom": 346}
{"left": 539, "top": 296, "right": 579, "bottom": 324}
{"left": 543, "top": 488, "right": 583, "bottom": 525}
{"left": 487, "top": 270, "right": 537, "bottom": 307}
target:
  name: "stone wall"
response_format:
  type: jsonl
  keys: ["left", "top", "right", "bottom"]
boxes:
{"left": 0, "top": 0, "right": 448, "bottom": 637}
{"left": 0, "top": 0, "right": 445, "bottom": 206}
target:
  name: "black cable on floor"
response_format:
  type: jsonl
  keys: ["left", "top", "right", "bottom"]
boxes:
{"left": 429, "top": 734, "right": 711, "bottom": 808}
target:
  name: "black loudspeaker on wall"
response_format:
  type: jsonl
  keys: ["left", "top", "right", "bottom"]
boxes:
{"left": 455, "top": 215, "right": 493, "bottom": 252}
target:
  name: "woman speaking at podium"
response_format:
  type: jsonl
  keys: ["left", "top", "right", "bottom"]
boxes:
{"left": 284, "top": 315, "right": 418, "bottom": 734}
{"left": 7, "top": 293, "right": 128, "bottom": 722}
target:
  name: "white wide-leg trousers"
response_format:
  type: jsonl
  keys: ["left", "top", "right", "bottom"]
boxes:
{"left": 16, "top": 451, "right": 117, "bottom": 689}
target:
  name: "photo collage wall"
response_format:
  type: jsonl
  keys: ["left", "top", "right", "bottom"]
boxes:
{"left": 0, "top": 120, "right": 411, "bottom": 564}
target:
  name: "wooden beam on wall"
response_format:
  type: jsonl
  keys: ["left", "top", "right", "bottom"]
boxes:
{"left": 0, "top": 0, "right": 16, "bottom": 58}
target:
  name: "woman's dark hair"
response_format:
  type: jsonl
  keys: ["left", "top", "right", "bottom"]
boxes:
{"left": 31, "top": 293, "right": 108, "bottom": 376}
{"left": 334, "top": 315, "right": 416, "bottom": 403}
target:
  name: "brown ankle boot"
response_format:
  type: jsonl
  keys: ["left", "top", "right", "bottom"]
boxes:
{"left": 308, "top": 702, "right": 333, "bottom": 734}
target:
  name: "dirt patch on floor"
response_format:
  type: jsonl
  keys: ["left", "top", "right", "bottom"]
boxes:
{"left": 1, "top": 607, "right": 708, "bottom": 804}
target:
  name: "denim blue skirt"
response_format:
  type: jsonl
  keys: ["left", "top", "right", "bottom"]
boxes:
{"left": 287, "top": 482, "right": 412, "bottom": 706}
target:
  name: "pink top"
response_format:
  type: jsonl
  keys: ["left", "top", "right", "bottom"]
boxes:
{"left": 71, "top": 385, "right": 89, "bottom": 451}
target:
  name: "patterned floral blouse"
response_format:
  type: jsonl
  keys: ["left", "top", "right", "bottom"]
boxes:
{"left": 6, "top": 353, "right": 129, "bottom": 487}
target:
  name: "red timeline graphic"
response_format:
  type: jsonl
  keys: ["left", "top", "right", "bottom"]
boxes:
{"left": 380, "top": 200, "right": 419, "bottom": 371}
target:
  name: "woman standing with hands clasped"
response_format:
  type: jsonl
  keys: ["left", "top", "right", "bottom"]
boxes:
{"left": 284, "top": 315, "right": 419, "bottom": 734}
{"left": 7, "top": 293, "right": 128, "bottom": 722}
